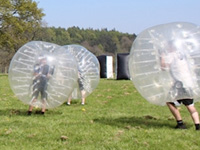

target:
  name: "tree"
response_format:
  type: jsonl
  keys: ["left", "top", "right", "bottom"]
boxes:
{"left": 0, "top": 0, "right": 44, "bottom": 69}
{"left": 67, "top": 26, "right": 83, "bottom": 43}
{"left": 120, "top": 36, "right": 133, "bottom": 53}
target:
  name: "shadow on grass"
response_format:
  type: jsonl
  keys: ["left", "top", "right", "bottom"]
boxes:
{"left": 0, "top": 108, "right": 63, "bottom": 116}
{"left": 0, "top": 108, "right": 28, "bottom": 116}
{"left": 93, "top": 115, "right": 174, "bottom": 129}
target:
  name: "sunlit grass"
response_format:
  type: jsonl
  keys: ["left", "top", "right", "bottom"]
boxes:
{"left": 0, "top": 75, "right": 200, "bottom": 150}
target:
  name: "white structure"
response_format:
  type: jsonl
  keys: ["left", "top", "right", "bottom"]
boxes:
{"left": 97, "top": 55, "right": 114, "bottom": 78}
{"left": 106, "top": 56, "right": 114, "bottom": 78}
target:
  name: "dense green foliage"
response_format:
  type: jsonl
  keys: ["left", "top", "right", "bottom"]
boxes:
{"left": 34, "top": 26, "right": 136, "bottom": 56}
{"left": 0, "top": 0, "right": 44, "bottom": 70}
{"left": 1, "top": 75, "right": 200, "bottom": 150}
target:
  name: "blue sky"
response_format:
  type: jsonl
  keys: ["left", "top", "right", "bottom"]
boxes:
{"left": 34, "top": 0, "right": 200, "bottom": 34}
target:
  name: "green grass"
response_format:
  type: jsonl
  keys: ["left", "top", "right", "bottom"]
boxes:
{"left": 0, "top": 74, "right": 200, "bottom": 150}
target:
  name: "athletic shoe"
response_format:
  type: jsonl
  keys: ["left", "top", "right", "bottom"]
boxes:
{"left": 175, "top": 124, "right": 187, "bottom": 129}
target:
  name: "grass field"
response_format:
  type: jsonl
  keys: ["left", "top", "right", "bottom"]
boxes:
{"left": 0, "top": 74, "right": 200, "bottom": 150}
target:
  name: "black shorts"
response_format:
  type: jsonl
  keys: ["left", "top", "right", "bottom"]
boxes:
{"left": 32, "top": 79, "right": 47, "bottom": 100}
{"left": 171, "top": 99, "right": 194, "bottom": 106}
{"left": 78, "top": 79, "right": 84, "bottom": 91}
{"left": 32, "top": 89, "right": 47, "bottom": 100}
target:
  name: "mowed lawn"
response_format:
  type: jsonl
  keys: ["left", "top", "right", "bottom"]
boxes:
{"left": 0, "top": 74, "right": 200, "bottom": 150}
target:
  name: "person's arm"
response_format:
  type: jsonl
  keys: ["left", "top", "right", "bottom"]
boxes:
{"left": 33, "top": 64, "right": 40, "bottom": 80}
{"left": 47, "top": 65, "right": 54, "bottom": 79}
{"left": 160, "top": 53, "right": 169, "bottom": 70}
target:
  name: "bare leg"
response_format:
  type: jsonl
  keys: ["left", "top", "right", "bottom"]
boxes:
{"left": 67, "top": 95, "right": 72, "bottom": 105}
{"left": 186, "top": 105, "right": 200, "bottom": 124}
{"left": 166, "top": 102, "right": 187, "bottom": 129}
{"left": 41, "top": 98, "right": 46, "bottom": 114}
{"left": 81, "top": 97, "right": 85, "bottom": 105}
{"left": 28, "top": 105, "right": 34, "bottom": 112}
{"left": 166, "top": 102, "right": 182, "bottom": 121}
{"left": 81, "top": 90, "right": 86, "bottom": 105}
{"left": 28, "top": 98, "right": 37, "bottom": 114}
{"left": 41, "top": 105, "right": 46, "bottom": 113}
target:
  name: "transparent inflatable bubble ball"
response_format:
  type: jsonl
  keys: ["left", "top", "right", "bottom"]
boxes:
{"left": 129, "top": 22, "right": 200, "bottom": 105}
{"left": 9, "top": 41, "right": 78, "bottom": 108}
{"left": 63, "top": 44, "right": 100, "bottom": 99}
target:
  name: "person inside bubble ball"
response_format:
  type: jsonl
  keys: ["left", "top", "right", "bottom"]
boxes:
{"left": 28, "top": 55, "right": 54, "bottom": 115}
{"left": 67, "top": 69, "right": 86, "bottom": 105}
{"left": 160, "top": 40, "right": 200, "bottom": 130}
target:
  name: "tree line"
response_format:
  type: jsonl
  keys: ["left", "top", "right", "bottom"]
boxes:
{"left": 0, "top": 0, "right": 136, "bottom": 72}
{"left": 34, "top": 26, "right": 136, "bottom": 56}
